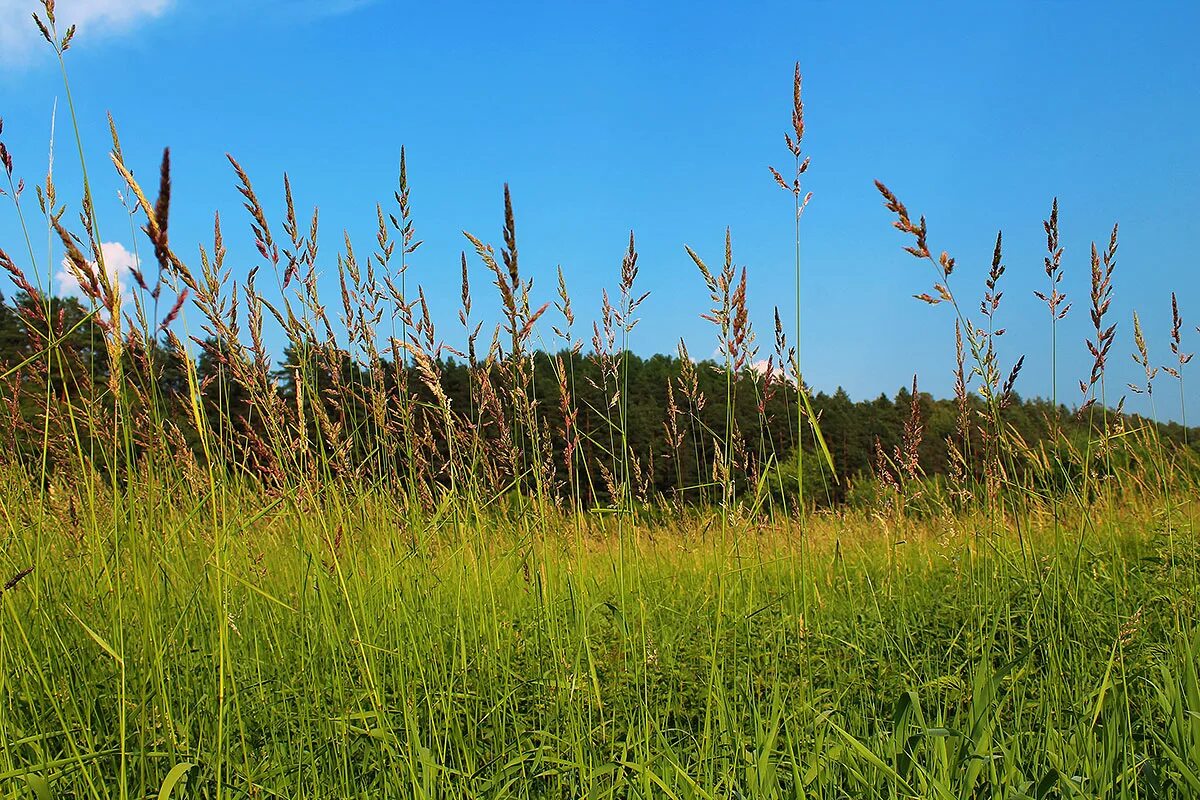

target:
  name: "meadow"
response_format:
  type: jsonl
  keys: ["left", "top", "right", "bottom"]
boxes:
{"left": 2, "top": 6, "right": 1200, "bottom": 798}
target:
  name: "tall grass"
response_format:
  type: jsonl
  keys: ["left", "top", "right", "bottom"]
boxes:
{"left": 0, "top": 5, "right": 1199, "bottom": 797}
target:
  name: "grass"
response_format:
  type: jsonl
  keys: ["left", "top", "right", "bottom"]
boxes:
{"left": 2, "top": 483, "right": 1199, "bottom": 797}
{"left": 1, "top": 5, "right": 1200, "bottom": 797}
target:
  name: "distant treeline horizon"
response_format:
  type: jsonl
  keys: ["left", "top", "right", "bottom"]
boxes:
{"left": 2, "top": 289, "right": 1196, "bottom": 507}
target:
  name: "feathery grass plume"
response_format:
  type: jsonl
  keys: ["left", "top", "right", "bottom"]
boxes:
{"left": 945, "top": 322, "right": 974, "bottom": 503}
{"left": 280, "top": 175, "right": 305, "bottom": 289}
{"left": 464, "top": 185, "right": 547, "bottom": 363}
{"left": 675, "top": 338, "right": 708, "bottom": 503}
{"left": 194, "top": 212, "right": 230, "bottom": 330}
{"left": 1080, "top": 227, "right": 1119, "bottom": 412}
{"left": 554, "top": 353, "right": 578, "bottom": 476}
{"left": 228, "top": 154, "right": 279, "bottom": 269}
{"left": 1164, "top": 293, "right": 1192, "bottom": 380}
{"left": 768, "top": 62, "right": 813, "bottom": 215}
{"left": 896, "top": 375, "right": 924, "bottom": 481}
{"left": 1128, "top": 312, "right": 1157, "bottom": 396}
{"left": 391, "top": 146, "right": 422, "bottom": 261}
{"left": 397, "top": 340, "right": 451, "bottom": 415}
{"left": 612, "top": 231, "right": 647, "bottom": 509}
{"left": 1001, "top": 355, "right": 1025, "bottom": 409}
{"left": 875, "top": 182, "right": 931, "bottom": 261}
{"left": 0, "top": 247, "right": 45, "bottom": 329}
{"left": 953, "top": 320, "right": 970, "bottom": 441}
{"left": 615, "top": 231, "right": 649, "bottom": 334}
{"left": 459, "top": 251, "right": 472, "bottom": 325}
{"left": 1164, "top": 293, "right": 1193, "bottom": 445}
{"left": 35, "top": 0, "right": 117, "bottom": 389}
{"left": 51, "top": 211, "right": 102, "bottom": 305}
{"left": 152, "top": 148, "right": 171, "bottom": 275}
{"left": 664, "top": 382, "right": 683, "bottom": 454}
{"left": 874, "top": 183, "right": 958, "bottom": 320}
{"left": 551, "top": 265, "right": 577, "bottom": 347}
{"left": 661, "top": 383, "right": 682, "bottom": 501}
{"left": 549, "top": 265, "right": 583, "bottom": 502}
{"left": 503, "top": 183, "right": 518, "bottom": 283}
{"left": 1035, "top": 198, "right": 1069, "bottom": 320}
{"left": 459, "top": 251, "right": 484, "bottom": 367}
{"left": 242, "top": 269, "right": 276, "bottom": 398}
{"left": 344, "top": 208, "right": 391, "bottom": 450}
{"left": 729, "top": 265, "right": 754, "bottom": 373}
{"left": 982, "top": 232, "right": 1005, "bottom": 321}
{"left": 589, "top": 289, "right": 620, "bottom": 408}
{"left": 0, "top": 117, "right": 11, "bottom": 176}
{"left": 0, "top": 117, "right": 22, "bottom": 200}
{"left": 756, "top": 357, "right": 778, "bottom": 415}
{"left": 629, "top": 446, "right": 652, "bottom": 504}
{"left": 874, "top": 435, "right": 900, "bottom": 498}
{"left": 157, "top": 289, "right": 188, "bottom": 334}
{"left": 676, "top": 339, "right": 703, "bottom": 412}
{"left": 765, "top": 307, "right": 792, "bottom": 425}
{"left": 687, "top": 228, "right": 759, "bottom": 507}
{"left": 686, "top": 229, "right": 741, "bottom": 367}
{"left": 773, "top": 308, "right": 793, "bottom": 381}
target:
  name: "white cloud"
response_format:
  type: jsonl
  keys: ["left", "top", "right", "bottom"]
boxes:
{"left": 0, "top": 0, "right": 170, "bottom": 65}
{"left": 56, "top": 240, "right": 139, "bottom": 299}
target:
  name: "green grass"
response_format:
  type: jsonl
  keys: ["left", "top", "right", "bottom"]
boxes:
{"left": 2, "top": 477, "right": 1198, "bottom": 798}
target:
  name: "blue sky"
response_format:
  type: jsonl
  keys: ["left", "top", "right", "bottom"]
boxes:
{"left": 1, "top": 0, "right": 1197, "bottom": 421}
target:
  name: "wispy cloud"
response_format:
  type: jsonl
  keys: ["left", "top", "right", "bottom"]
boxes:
{"left": 0, "top": 0, "right": 171, "bottom": 65}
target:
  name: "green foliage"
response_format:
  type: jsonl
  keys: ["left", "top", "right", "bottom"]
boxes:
{"left": 1, "top": 485, "right": 1198, "bottom": 797}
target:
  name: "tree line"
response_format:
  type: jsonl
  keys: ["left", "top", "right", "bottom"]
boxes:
{"left": 1, "top": 290, "right": 1195, "bottom": 508}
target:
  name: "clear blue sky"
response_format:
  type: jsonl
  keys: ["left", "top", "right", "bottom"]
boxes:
{"left": 1, "top": 0, "right": 1197, "bottom": 421}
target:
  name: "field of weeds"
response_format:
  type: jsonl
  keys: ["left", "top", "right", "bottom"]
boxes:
{"left": 2, "top": 4, "right": 1200, "bottom": 798}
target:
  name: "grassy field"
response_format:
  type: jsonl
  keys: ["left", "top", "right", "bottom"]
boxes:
{"left": 3, "top": 7, "right": 1200, "bottom": 798}
{"left": 2, "top": 484, "right": 1199, "bottom": 797}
